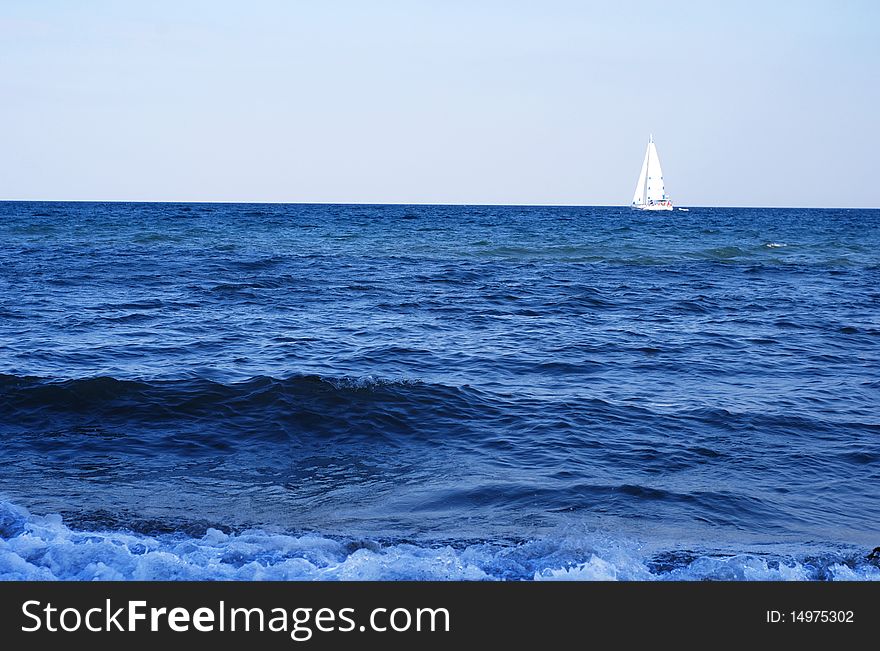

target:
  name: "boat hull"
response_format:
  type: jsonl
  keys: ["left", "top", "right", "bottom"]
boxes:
{"left": 632, "top": 203, "right": 674, "bottom": 211}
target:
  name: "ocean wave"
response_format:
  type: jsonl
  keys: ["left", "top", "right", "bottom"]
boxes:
{"left": 0, "top": 373, "right": 501, "bottom": 446}
{"left": 1, "top": 501, "right": 877, "bottom": 581}
{"left": 0, "top": 372, "right": 438, "bottom": 406}
{"left": 2, "top": 372, "right": 873, "bottom": 450}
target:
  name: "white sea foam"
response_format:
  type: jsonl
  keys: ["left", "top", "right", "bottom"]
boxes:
{"left": 535, "top": 554, "right": 637, "bottom": 580}
{"left": 1, "top": 501, "right": 878, "bottom": 581}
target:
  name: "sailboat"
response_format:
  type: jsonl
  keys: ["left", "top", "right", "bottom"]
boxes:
{"left": 631, "top": 135, "right": 673, "bottom": 211}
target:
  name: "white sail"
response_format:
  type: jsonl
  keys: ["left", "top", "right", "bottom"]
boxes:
{"left": 631, "top": 147, "right": 649, "bottom": 206}
{"left": 645, "top": 140, "right": 667, "bottom": 203}
{"left": 631, "top": 135, "right": 672, "bottom": 210}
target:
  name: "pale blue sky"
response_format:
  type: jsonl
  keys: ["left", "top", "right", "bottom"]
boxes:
{"left": 1, "top": 1, "right": 877, "bottom": 206}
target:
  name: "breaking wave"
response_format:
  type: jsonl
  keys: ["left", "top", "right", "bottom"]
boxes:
{"left": 2, "top": 501, "right": 878, "bottom": 581}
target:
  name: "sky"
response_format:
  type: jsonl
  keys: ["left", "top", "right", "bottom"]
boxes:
{"left": 1, "top": 0, "right": 878, "bottom": 207}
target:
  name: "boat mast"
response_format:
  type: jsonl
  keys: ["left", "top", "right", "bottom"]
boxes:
{"left": 642, "top": 134, "right": 651, "bottom": 206}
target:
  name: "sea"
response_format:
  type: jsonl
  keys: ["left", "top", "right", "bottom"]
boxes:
{"left": 0, "top": 201, "right": 878, "bottom": 581}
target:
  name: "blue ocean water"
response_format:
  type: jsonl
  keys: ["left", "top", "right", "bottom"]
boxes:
{"left": 0, "top": 201, "right": 878, "bottom": 580}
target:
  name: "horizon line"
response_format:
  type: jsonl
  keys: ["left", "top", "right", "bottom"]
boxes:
{"left": 0, "top": 199, "right": 877, "bottom": 210}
